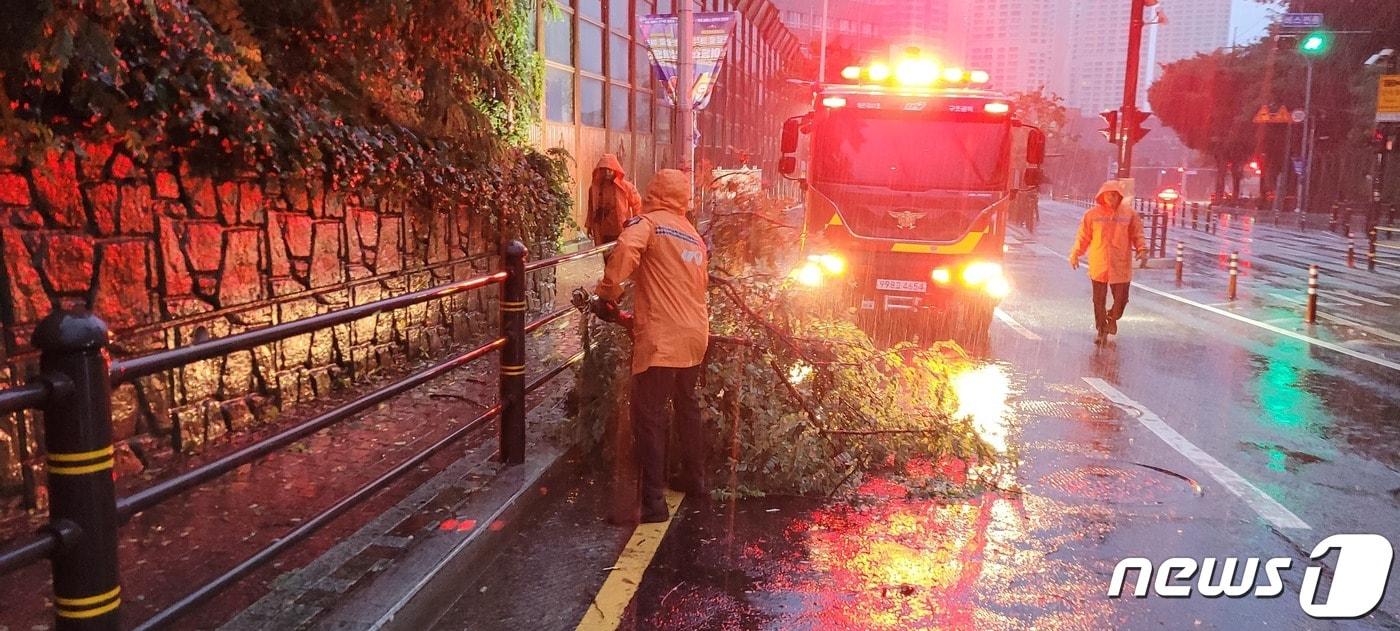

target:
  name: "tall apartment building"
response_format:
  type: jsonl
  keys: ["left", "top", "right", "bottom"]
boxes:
{"left": 964, "top": 0, "right": 1065, "bottom": 94}
{"left": 771, "top": 0, "right": 885, "bottom": 57}
{"left": 1063, "top": 0, "right": 1232, "bottom": 114}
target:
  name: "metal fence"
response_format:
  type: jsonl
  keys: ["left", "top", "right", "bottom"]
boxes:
{"left": 0, "top": 239, "right": 607, "bottom": 630}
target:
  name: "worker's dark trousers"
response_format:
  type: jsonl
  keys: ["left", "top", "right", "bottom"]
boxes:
{"left": 632, "top": 365, "right": 705, "bottom": 506}
{"left": 1092, "top": 281, "right": 1131, "bottom": 332}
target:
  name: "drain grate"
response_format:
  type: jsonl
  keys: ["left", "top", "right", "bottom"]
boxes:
{"left": 1016, "top": 400, "right": 1118, "bottom": 420}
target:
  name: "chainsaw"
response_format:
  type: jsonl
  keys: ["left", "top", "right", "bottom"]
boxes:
{"left": 570, "top": 287, "right": 634, "bottom": 330}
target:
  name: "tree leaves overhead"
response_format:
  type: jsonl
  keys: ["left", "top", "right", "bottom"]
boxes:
{"left": 0, "top": 0, "right": 561, "bottom": 240}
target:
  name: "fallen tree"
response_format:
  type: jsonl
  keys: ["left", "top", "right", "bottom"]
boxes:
{"left": 572, "top": 182, "right": 1004, "bottom": 498}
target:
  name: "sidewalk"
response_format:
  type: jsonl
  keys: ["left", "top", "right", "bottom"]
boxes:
{"left": 0, "top": 254, "right": 607, "bottom": 630}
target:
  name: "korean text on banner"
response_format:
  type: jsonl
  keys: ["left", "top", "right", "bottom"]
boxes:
{"left": 639, "top": 12, "right": 738, "bottom": 110}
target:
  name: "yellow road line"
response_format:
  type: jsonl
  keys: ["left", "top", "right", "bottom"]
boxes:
{"left": 575, "top": 490, "right": 684, "bottom": 631}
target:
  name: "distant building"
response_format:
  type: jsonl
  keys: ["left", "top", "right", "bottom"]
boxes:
{"left": 1146, "top": 0, "right": 1233, "bottom": 82}
{"left": 1062, "top": 0, "right": 1232, "bottom": 114}
{"left": 772, "top": 0, "right": 884, "bottom": 57}
{"left": 963, "top": 0, "right": 1063, "bottom": 95}
{"left": 537, "top": 0, "right": 801, "bottom": 232}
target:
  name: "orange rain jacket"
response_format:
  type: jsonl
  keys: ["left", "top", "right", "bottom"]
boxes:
{"left": 595, "top": 169, "right": 710, "bottom": 375}
{"left": 586, "top": 154, "right": 643, "bottom": 243}
{"left": 1070, "top": 180, "right": 1148, "bottom": 284}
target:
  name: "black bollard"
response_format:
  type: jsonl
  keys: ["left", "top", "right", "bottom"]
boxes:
{"left": 499, "top": 240, "right": 529, "bottom": 464}
{"left": 33, "top": 311, "right": 122, "bottom": 631}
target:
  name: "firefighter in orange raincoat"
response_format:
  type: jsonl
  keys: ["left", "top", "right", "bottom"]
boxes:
{"left": 1069, "top": 180, "right": 1148, "bottom": 344}
{"left": 594, "top": 169, "right": 709, "bottom": 523}
{"left": 586, "top": 154, "right": 643, "bottom": 244}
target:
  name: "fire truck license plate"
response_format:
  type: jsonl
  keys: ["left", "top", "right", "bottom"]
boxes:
{"left": 875, "top": 279, "right": 927, "bottom": 293}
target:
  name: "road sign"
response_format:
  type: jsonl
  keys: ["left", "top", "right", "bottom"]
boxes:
{"left": 1281, "top": 13, "right": 1323, "bottom": 28}
{"left": 1293, "top": 158, "right": 1305, "bottom": 175}
{"left": 1377, "top": 75, "right": 1400, "bottom": 123}
{"left": 1291, "top": 109, "right": 1306, "bottom": 124}
{"left": 1254, "top": 106, "right": 1297, "bottom": 124}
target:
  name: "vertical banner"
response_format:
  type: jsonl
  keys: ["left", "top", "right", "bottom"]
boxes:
{"left": 638, "top": 12, "right": 737, "bottom": 110}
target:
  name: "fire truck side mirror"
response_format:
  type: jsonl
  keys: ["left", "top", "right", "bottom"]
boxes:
{"left": 781, "top": 117, "right": 802, "bottom": 154}
{"left": 778, "top": 156, "right": 799, "bottom": 177}
{"left": 1023, "top": 167, "right": 1044, "bottom": 188}
{"left": 1027, "top": 129, "right": 1047, "bottom": 165}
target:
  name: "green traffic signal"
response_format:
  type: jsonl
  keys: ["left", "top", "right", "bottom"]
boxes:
{"left": 1299, "top": 31, "right": 1330, "bottom": 55}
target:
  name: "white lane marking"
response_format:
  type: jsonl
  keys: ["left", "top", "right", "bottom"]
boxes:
{"left": 1336, "top": 290, "right": 1391, "bottom": 307}
{"left": 1316, "top": 312, "right": 1400, "bottom": 345}
{"left": 1082, "top": 378, "right": 1312, "bottom": 531}
{"left": 1029, "top": 243, "right": 1061, "bottom": 258}
{"left": 994, "top": 308, "right": 1041, "bottom": 340}
{"left": 1133, "top": 282, "right": 1400, "bottom": 372}
{"left": 1267, "top": 292, "right": 1361, "bottom": 309}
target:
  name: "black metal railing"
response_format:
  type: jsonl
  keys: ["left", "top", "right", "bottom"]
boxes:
{"left": 0, "top": 239, "right": 609, "bottom": 630}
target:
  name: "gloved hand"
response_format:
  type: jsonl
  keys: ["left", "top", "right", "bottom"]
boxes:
{"left": 1069, "top": 254, "right": 1080, "bottom": 270}
{"left": 588, "top": 296, "right": 634, "bottom": 330}
{"left": 1136, "top": 249, "right": 1149, "bottom": 265}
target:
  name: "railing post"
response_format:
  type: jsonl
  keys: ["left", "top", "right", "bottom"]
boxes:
{"left": 33, "top": 311, "right": 121, "bottom": 631}
{"left": 1347, "top": 232, "right": 1356, "bottom": 268}
{"left": 499, "top": 241, "right": 529, "bottom": 465}
{"left": 1191, "top": 202, "right": 1199, "bottom": 231}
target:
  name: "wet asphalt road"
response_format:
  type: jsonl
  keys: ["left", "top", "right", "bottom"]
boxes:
{"left": 438, "top": 200, "right": 1400, "bottom": 630}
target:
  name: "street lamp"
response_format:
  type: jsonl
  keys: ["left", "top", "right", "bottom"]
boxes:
{"left": 1297, "top": 30, "right": 1330, "bottom": 215}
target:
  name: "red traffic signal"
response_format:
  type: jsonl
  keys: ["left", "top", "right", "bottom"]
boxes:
{"left": 1126, "top": 109, "right": 1152, "bottom": 144}
{"left": 1099, "top": 109, "right": 1119, "bottom": 144}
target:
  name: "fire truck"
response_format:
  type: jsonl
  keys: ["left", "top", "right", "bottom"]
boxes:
{"left": 777, "top": 53, "right": 1045, "bottom": 345}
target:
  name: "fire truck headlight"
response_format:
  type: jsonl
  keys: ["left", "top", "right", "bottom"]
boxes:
{"left": 867, "top": 63, "right": 892, "bottom": 82}
{"left": 961, "top": 262, "right": 1003, "bottom": 286}
{"left": 813, "top": 254, "right": 846, "bottom": 275}
{"left": 985, "top": 276, "right": 1011, "bottom": 299}
{"left": 793, "top": 262, "right": 825, "bottom": 288}
{"left": 931, "top": 267, "right": 952, "bottom": 285}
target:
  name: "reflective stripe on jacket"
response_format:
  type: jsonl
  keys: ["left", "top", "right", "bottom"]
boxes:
{"left": 595, "top": 169, "right": 709, "bottom": 374}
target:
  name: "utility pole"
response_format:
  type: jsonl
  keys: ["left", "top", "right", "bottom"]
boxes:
{"left": 676, "top": 0, "right": 695, "bottom": 178}
{"left": 1300, "top": 56, "right": 1315, "bottom": 215}
{"left": 1115, "top": 0, "right": 1154, "bottom": 183}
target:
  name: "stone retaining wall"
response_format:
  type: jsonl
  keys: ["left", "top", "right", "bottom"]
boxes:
{"left": 0, "top": 142, "right": 555, "bottom": 503}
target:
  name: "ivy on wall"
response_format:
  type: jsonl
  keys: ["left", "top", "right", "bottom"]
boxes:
{"left": 0, "top": 0, "right": 570, "bottom": 246}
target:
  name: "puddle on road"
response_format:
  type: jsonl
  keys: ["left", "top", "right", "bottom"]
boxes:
{"left": 1033, "top": 463, "right": 1199, "bottom": 505}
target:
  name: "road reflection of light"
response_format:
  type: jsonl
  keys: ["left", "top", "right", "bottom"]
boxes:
{"left": 952, "top": 364, "right": 1011, "bottom": 453}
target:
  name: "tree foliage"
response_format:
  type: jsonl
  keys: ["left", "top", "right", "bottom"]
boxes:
{"left": 0, "top": 0, "right": 569, "bottom": 244}
{"left": 1150, "top": 1, "right": 1400, "bottom": 204}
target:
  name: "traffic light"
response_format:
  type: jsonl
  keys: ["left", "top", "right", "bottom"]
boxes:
{"left": 1300, "top": 31, "right": 1331, "bottom": 56}
{"left": 1126, "top": 109, "right": 1152, "bottom": 144}
{"left": 1099, "top": 109, "right": 1119, "bottom": 143}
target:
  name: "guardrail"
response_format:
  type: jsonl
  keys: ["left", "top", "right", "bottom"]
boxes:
{"left": 0, "top": 239, "right": 607, "bottom": 630}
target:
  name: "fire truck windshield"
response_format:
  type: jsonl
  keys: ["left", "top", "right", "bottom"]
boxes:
{"left": 812, "top": 110, "right": 1010, "bottom": 192}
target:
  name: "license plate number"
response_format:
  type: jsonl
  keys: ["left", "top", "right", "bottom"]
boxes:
{"left": 875, "top": 279, "right": 927, "bottom": 293}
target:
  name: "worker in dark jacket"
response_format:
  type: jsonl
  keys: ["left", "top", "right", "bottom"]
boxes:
{"left": 595, "top": 169, "right": 709, "bottom": 523}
